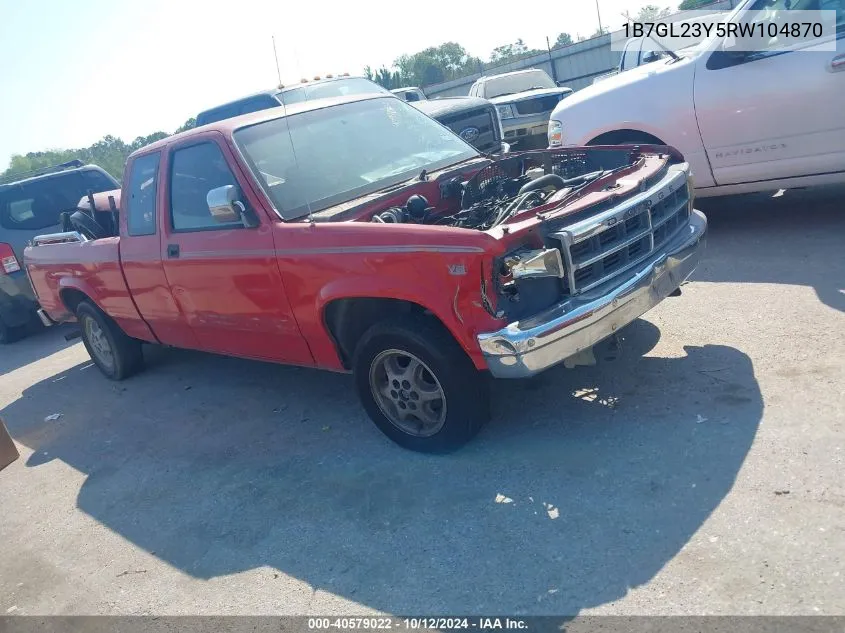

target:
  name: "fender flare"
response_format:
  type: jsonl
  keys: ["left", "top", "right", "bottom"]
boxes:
{"left": 313, "top": 275, "right": 480, "bottom": 365}
{"left": 57, "top": 277, "right": 102, "bottom": 316}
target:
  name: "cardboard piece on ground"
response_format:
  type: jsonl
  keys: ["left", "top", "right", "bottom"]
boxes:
{"left": 0, "top": 416, "right": 19, "bottom": 471}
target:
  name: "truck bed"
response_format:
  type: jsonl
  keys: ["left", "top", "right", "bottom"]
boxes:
{"left": 24, "top": 236, "right": 155, "bottom": 342}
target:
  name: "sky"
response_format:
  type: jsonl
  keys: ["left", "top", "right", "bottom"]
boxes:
{"left": 0, "top": 0, "right": 660, "bottom": 169}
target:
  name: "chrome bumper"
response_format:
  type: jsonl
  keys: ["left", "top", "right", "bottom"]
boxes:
{"left": 501, "top": 112, "right": 550, "bottom": 146}
{"left": 478, "top": 209, "right": 707, "bottom": 378}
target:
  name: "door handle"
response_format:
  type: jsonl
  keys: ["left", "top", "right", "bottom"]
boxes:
{"left": 830, "top": 54, "right": 845, "bottom": 72}
{"left": 167, "top": 244, "right": 180, "bottom": 259}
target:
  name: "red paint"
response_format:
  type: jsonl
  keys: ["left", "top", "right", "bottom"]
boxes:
{"left": 23, "top": 116, "right": 669, "bottom": 374}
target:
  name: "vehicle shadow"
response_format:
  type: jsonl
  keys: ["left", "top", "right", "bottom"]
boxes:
{"left": 0, "top": 323, "right": 78, "bottom": 378}
{"left": 695, "top": 185, "right": 845, "bottom": 313}
{"left": 1, "top": 318, "right": 762, "bottom": 614}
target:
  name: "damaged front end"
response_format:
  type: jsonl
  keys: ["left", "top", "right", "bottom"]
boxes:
{"left": 467, "top": 146, "right": 707, "bottom": 377}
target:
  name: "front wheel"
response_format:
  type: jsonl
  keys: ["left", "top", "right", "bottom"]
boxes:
{"left": 353, "top": 315, "right": 490, "bottom": 453}
{"left": 77, "top": 301, "right": 144, "bottom": 380}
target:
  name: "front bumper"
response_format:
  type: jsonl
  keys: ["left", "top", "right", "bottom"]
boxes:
{"left": 478, "top": 209, "right": 707, "bottom": 378}
{"left": 501, "top": 112, "right": 550, "bottom": 147}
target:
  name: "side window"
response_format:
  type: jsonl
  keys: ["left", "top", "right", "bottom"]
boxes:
{"left": 738, "top": 0, "right": 842, "bottom": 55}
{"left": 169, "top": 142, "right": 239, "bottom": 231}
{"left": 126, "top": 153, "right": 160, "bottom": 236}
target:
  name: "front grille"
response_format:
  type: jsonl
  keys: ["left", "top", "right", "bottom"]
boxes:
{"left": 551, "top": 168, "right": 691, "bottom": 295}
{"left": 437, "top": 107, "right": 500, "bottom": 153}
{"left": 514, "top": 95, "right": 562, "bottom": 116}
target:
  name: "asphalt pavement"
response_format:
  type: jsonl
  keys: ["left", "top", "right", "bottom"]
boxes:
{"left": 0, "top": 186, "right": 843, "bottom": 616}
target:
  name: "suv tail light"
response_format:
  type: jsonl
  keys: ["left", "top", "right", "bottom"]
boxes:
{"left": 0, "top": 243, "right": 21, "bottom": 274}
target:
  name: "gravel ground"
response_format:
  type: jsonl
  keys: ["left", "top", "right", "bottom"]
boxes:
{"left": 0, "top": 186, "right": 843, "bottom": 616}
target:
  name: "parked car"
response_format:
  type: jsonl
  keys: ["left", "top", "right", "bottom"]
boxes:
{"left": 198, "top": 77, "right": 508, "bottom": 155}
{"left": 469, "top": 69, "right": 572, "bottom": 149}
{"left": 550, "top": 0, "right": 845, "bottom": 197}
{"left": 25, "top": 93, "right": 706, "bottom": 452}
{"left": 0, "top": 160, "right": 118, "bottom": 343}
{"left": 391, "top": 87, "right": 427, "bottom": 102}
{"left": 412, "top": 97, "right": 508, "bottom": 155}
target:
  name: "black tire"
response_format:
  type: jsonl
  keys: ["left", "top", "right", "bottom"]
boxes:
{"left": 76, "top": 301, "right": 144, "bottom": 380}
{"left": 352, "top": 315, "right": 490, "bottom": 453}
{"left": 0, "top": 319, "right": 24, "bottom": 345}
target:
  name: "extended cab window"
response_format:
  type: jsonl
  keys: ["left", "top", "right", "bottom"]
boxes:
{"left": 126, "top": 153, "right": 160, "bottom": 236}
{"left": 169, "top": 142, "right": 240, "bottom": 231}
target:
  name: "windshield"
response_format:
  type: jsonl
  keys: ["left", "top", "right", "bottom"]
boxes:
{"left": 278, "top": 78, "right": 389, "bottom": 105}
{"left": 482, "top": 70, "right": 555, "bottom": 98}
{"left": 0, "top": 169, "right": 117, "bottom": 231}
{"left": 235, "top": 97, "right": 478, "bottom": 220}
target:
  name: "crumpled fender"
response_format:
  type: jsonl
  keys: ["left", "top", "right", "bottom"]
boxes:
{"left": 309, "top": 270, "right": 489, "bottom": 371}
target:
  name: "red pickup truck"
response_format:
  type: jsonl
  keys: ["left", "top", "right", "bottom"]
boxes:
{"left": 24, "top": 94, "right": 707, "bottom": 452}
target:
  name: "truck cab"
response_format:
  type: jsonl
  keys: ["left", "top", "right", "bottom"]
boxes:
{"left": 25, "top": 94, "right": 706, "bottom": 452}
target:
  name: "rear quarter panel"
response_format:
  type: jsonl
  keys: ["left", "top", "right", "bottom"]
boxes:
{"left": 24, "top": 238, "right": 155, "bottom": 341}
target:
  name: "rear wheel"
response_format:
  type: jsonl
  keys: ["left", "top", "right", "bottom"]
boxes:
{"left": 76, "top": 301, "right": 144, "bottom": 380}
{"left": 353, "top": 315, "right": 490, "bottom": 453}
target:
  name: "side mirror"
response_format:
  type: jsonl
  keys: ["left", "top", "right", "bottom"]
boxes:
{"left": 556, "top": 80, "right": 568, "bottom": 87}
{"left": 206, "top": 185, "right": 259, "bottom": 228}
{"left": 720, "top": 35, "right": 747, "bottom": 59}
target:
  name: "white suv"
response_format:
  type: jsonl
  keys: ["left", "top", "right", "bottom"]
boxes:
{"left": 549, "top": 0, "right": 845, "bottom": 197}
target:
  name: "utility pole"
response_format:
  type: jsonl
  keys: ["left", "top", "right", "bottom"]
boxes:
{"left": 546, "top": 36, "right": 558, "bottom": 82}
{"left": 595, "top": 0, "right": 604, "bottom": 34}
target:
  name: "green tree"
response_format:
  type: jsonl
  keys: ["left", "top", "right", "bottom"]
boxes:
{"left": 371, "top": 66, "right": 404, "bottom": 89}
{"left": 489, "top": 38, "right": 544, "bottom": 64}
{"left": 2, "top": 120, "right": 198, "bottom": 181}
{"left": 634, "top": 4, "right": 672, "bottom": 20}
{"left": 581, "top": 26, "right": 608, "bottom": 40}
{"left": 393, "top": 42, "right": 482, "bottom": 87}
{"left": 678, "top": 0, "right": 711, "bottom": 9}
{"left": 554, "top": 32, "right": 574, "bottom": 47}
{"left": 175, "top": 118, "right": 196, "bottom": 134}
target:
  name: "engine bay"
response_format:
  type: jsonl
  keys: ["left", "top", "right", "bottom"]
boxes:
{"left": 362, "top": 147, "right": 669, "bottom": 231}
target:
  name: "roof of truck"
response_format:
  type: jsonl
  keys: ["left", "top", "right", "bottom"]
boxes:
{"left": 131, "top": 93, "right": 394, "bottom": 159}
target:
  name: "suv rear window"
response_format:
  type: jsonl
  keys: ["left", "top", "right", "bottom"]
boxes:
{"left": 0, "top": 170, "right": 117, "bottom": 231}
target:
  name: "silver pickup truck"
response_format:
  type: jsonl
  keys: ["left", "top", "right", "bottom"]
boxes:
{"left": 469, "top": 69, "right": 572, "bottom": 149}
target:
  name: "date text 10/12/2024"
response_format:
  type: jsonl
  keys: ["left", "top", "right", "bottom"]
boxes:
{"left": 308, "top": 617, "right": 529, "bottom": 630}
